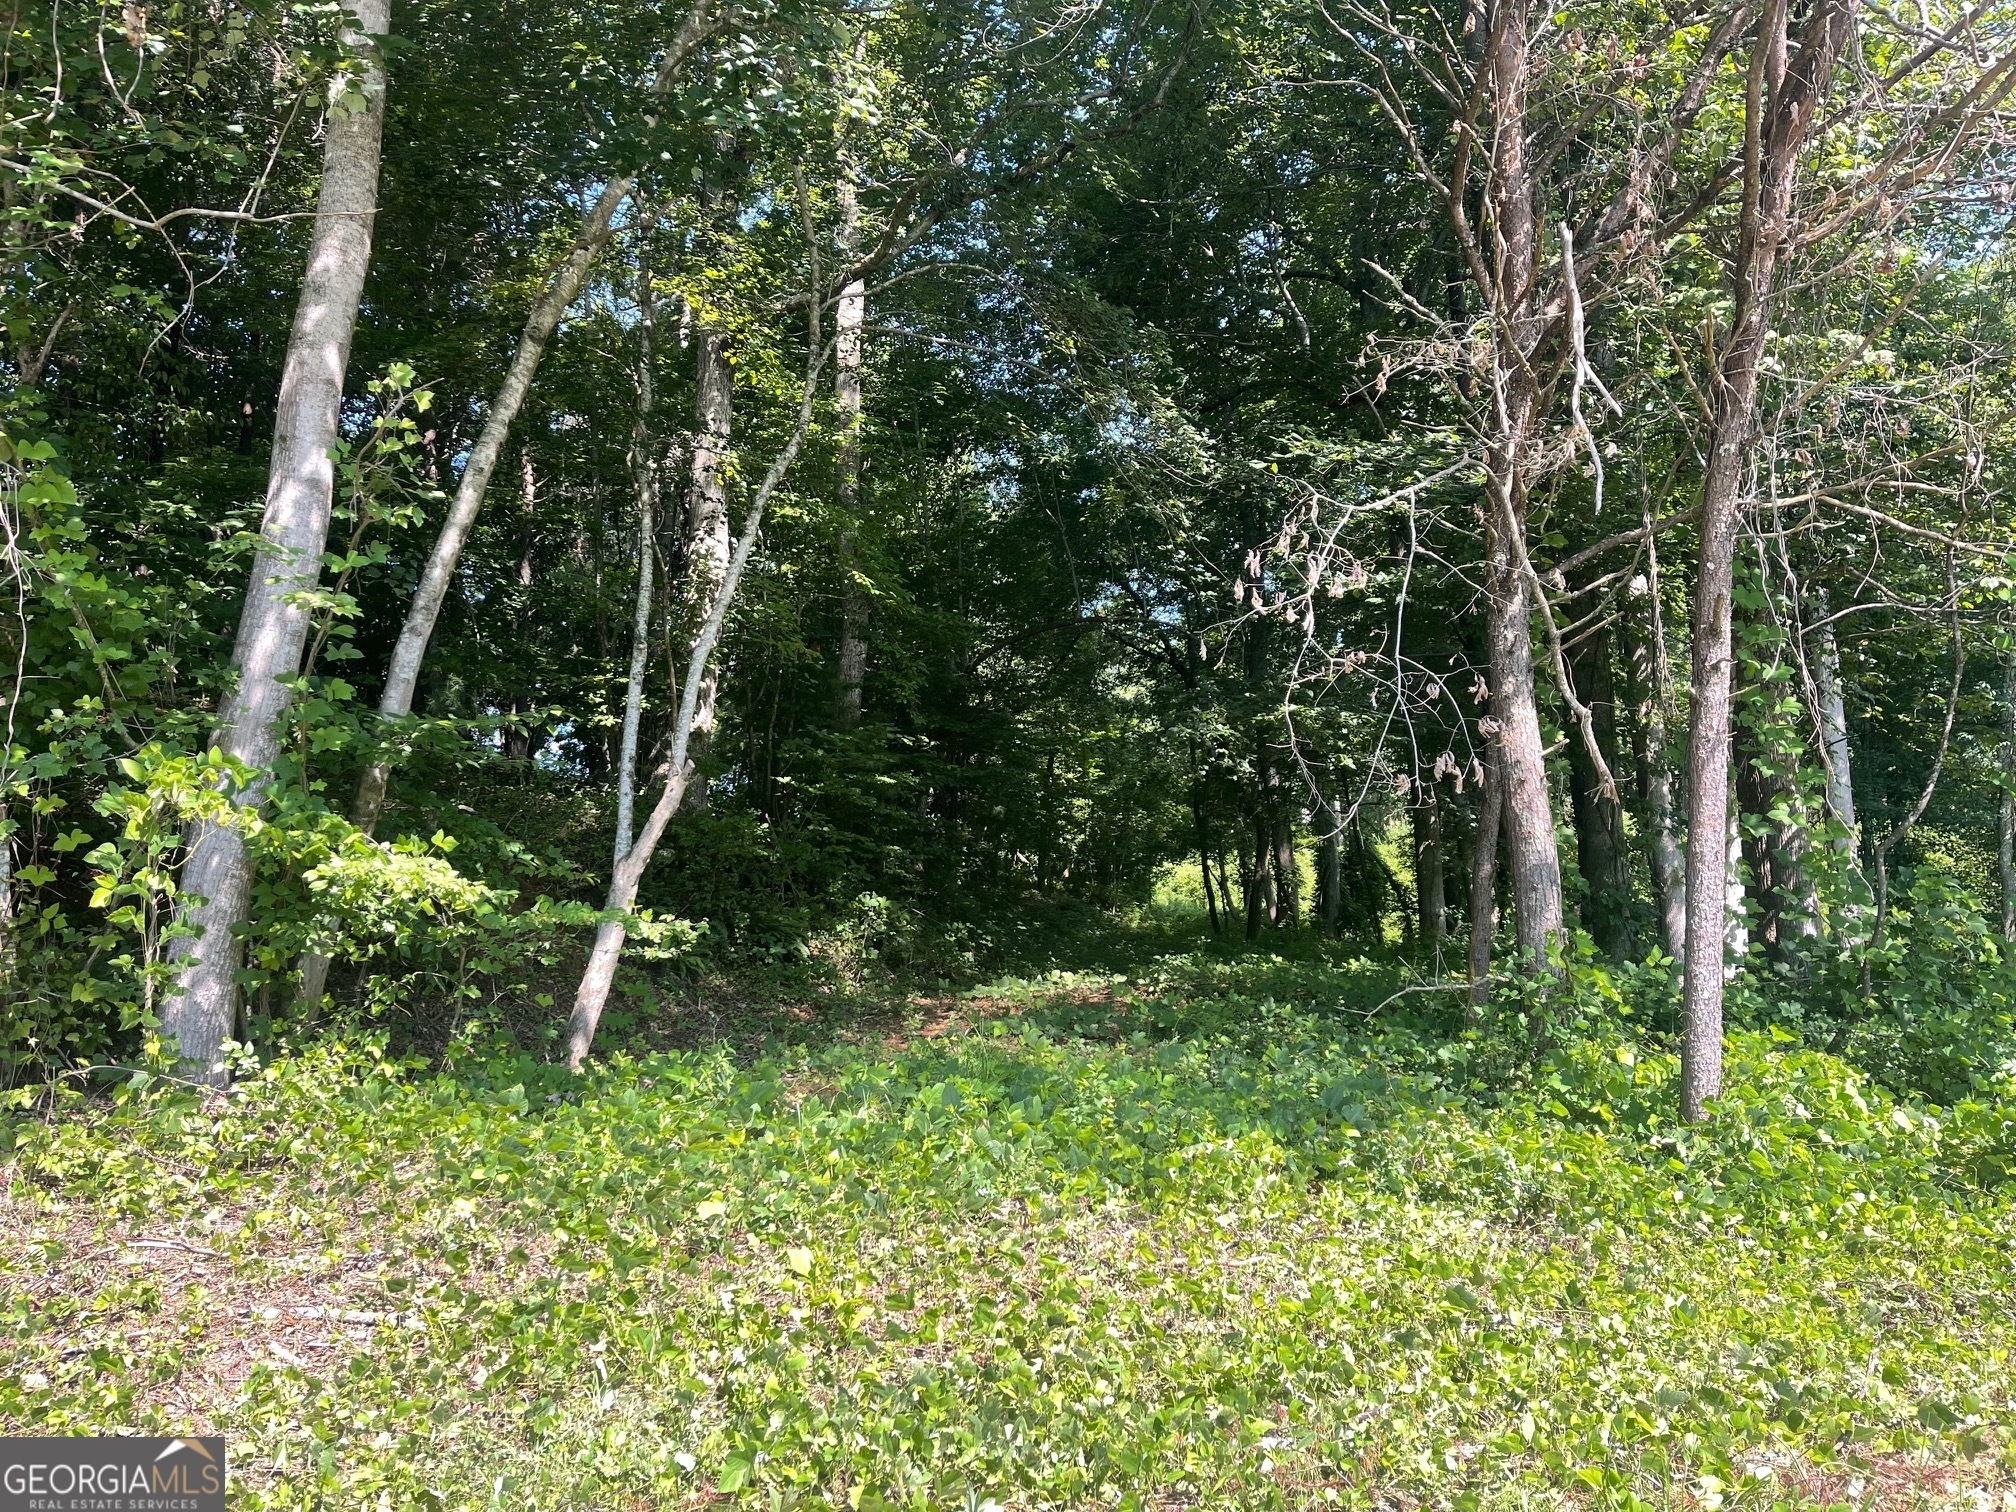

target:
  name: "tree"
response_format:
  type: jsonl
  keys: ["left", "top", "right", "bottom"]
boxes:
{"left": 351, "top": 0, "right": 721, "bottom": 839}
{"left": 1680, "top": 0, "right": 1863, "bottom": 1121}
{"left": 161, "top": 0, "right": 392, "bottom": 1083}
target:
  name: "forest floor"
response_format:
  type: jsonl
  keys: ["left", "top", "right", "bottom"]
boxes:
{"left": 4, "top": 919, "right": 2016, "bottom": 1510}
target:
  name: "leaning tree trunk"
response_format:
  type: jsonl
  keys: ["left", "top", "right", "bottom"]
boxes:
{"left": 564, "top": 364, "right": 821, "bottom": 1067}
{"left": 352, "top": 176, "right": 631, "bottom": 837}
{"left": 300, "top": 181, "right": 631, "bottom": 1015}
{"left": 347, "top": 0, "right": 718, "bottom": 843}
{"left": 161, "top": 0, "right": 389, "bottom": 1084}
{"left": 302, "top": 6, "right": 718, "bottom": 1011}
{"left": 1679, "top": 0, "right": 1852, "bottom": 1122}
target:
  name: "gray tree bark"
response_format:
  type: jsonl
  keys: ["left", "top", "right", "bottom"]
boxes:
{"left": 1477, "top": 0, "right": 1565, "bottom": 972}
{"left": 1412, "top": 780, "right": 1445, "bottom": 961}
{"left": 1486, "top": 513, "right": 1564, "bottom": 969}
{"left": 565, "top": 362, "right": 822, "bottom": 1067}
{"left": 614, "top": 262, "right": 660, "bottom": 861}
{"left": 834, "top": 161, "right": 869, "bottom": 727}
{"left": 1722, "top": 798, "right": 1749, "bottom": 969}
{"left": 1628, "top": 550, "right": 1687, "bottom": 967}
{"left": 1813, "top": 612, "right": 1857, "bottom": 837}
{"left": 161, "top": 0, "right": 390, "bottom": 1084}
{"left": 1680, "top": 0, "right": 1852, "bottom": 1122}
{"left": 353, "top": 176, "right": 631, "bottom": 834}
{"left": 1468, "top": 742, "right": 1503, "bottom": 1013}
{"left": 676, "top": 322, "right": 734, "bottom": 813}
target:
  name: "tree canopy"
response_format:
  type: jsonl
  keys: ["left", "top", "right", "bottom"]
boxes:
{"left": 2, "top": 0, "right": 2014, "bottom": 1105}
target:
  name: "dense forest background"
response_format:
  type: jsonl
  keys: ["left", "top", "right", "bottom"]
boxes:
{"left": 13, "top": 5, "right": 2016, "bottom": 1506}
{"left": 3, "top": 0, "right": 2015, "bottom": 1110}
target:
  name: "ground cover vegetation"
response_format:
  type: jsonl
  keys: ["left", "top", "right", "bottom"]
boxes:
{"left": 5, "top": 940, "right": 2016, "bottom": 1508}
{"left": 5, "top": 0, "right": 2016, "bottom": 1503}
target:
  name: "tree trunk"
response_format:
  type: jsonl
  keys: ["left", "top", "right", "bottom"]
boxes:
{"left": 162, "top": 0, "right": 390, "bottom": 1084}
{"left": 517, "top": 448, "right": 538, "bottom": 590}
{"left": 1193, "top": 790, "right": 1221, "bottom": 933}
{"left": 1680, "top": 0, "right": 1852, "bottom": 1122}
{"left": 564, "top": 343, "right": 822, "bottom": 1067}
{"left": 1412, "top": 780, "right": 1446, "bottom": 961}
{"left": 614, "top": 264, "right": 660, "bottom": 861}
{"left": 678, "top": 322, "right": 733, "bottom": 814}
{"left": 1255, "top": 810, "right": 1278, "bottom": 929}
{"left": 1485, "top": 511, "right": 1564, "bottom": 970}
{"left": 834, "top": 160, "right": 869, "bottom": 727}
{"left": 1806, "top": 596, "right": 1871, "bottom": 944}
{"left": 1565, "top": 622, "right": 1632, "bottom": 957}
{"left": 1735, "top": 725, "right": 1777, "bottom": 956}
{"left": 1627, "top": 563, "right": 1687, "bottom": 966}
{"left": 1272, "top": 803, "right": 1300, "bottom": 927}
{"left": 1737, "top": 646, "right": 1816, "bottom": 962}
{"left": 1318, "top": 793, "right": 1344, "bottom": 937}
{"left": 1722, "top": 796, "right": 1749, "bottom": 969}
{"left": 354, "top": 176, "right": 631, "bottom": 832}
{"left": 1468, "top": 744, "right": 1504, "bottom": 1013}
{"left": 500, "top": 452, "right": 542, "bottom": 765}
{"left": 1471, "top": 0, "right": 1565, "bottom": 976}
{"left": 1812, "top": 612, "right": 1857, "bottom": 836}
{"left": 351, "top": 0, "right": 718, "bottom": 836}
{"left": 1239, "top": 822, "right": 1263, "bottom": 939}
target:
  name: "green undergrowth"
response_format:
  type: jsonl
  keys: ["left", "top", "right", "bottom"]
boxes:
{"left": 4, "top": 948, "right": 2016, "bottom": 1510}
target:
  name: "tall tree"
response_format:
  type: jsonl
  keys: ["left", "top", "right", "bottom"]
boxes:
{"left": 161, "top": 0, "right": 392, "bottom": 1083}
{"left": 833, "top": 101, "right": 870, "bottom": 726}
{"left": 1680, "top": 0, "right": 1853, "bottom": 1122}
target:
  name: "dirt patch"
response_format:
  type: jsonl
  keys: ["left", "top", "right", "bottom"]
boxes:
{"left": 1779, "top": 1450, "right": 2015, "bottom": 1509}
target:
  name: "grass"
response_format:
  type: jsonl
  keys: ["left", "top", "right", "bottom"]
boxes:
{"left": 4, "top": 933, "right": 2016, "bottom": 1510}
